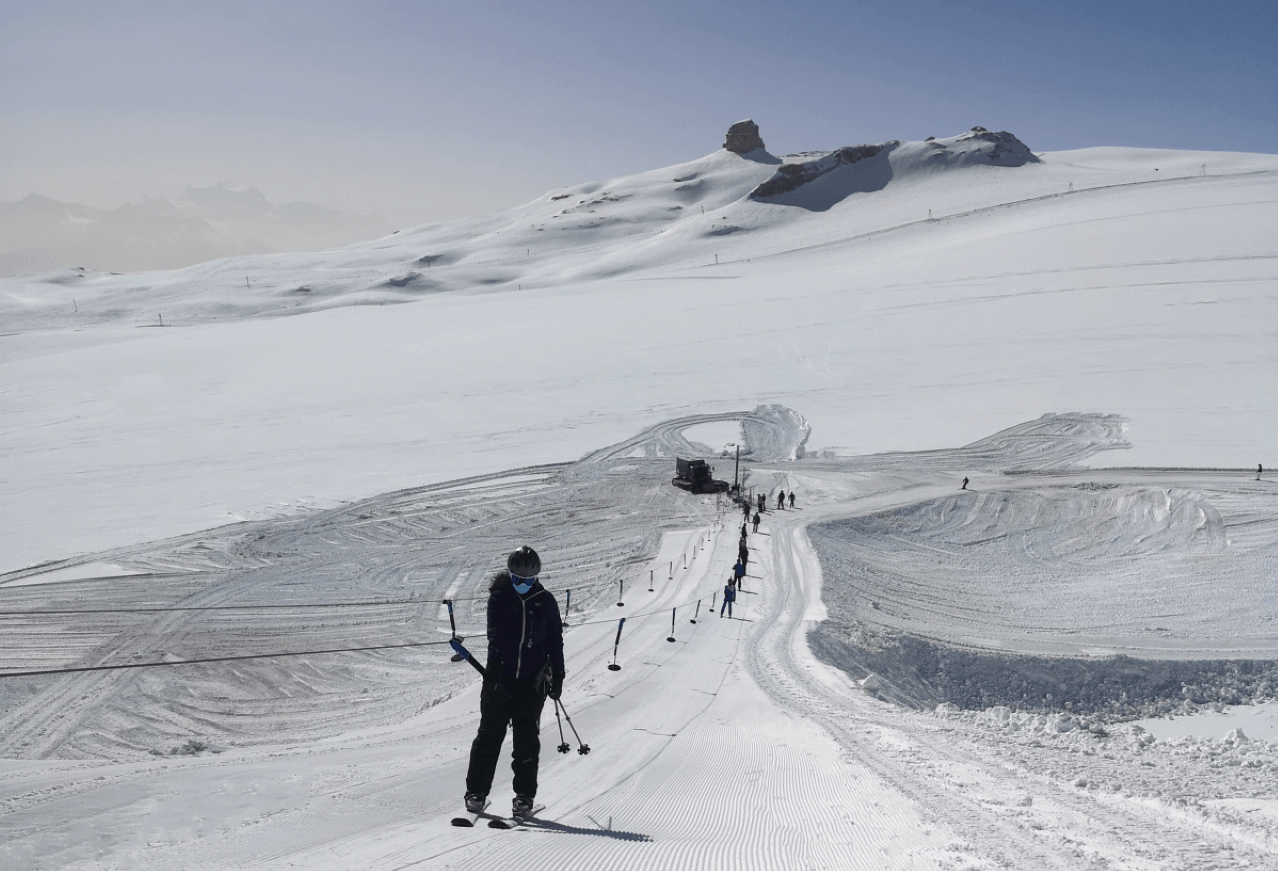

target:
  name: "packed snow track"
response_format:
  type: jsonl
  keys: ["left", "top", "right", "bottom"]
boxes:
{"left": 1, "top": 410, "right": 1275, "bottom": 869}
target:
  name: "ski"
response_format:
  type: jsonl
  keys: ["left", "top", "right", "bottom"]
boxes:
{"left": 487, "top": 804, "right": 545, "bottom": 829}
{"left": 450, "top": 799, "right": 491, "bottom": 827}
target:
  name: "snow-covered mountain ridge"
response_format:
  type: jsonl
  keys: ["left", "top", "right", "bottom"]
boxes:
{"left": 4, "top": 122, "right": 1271, "bottom": 333}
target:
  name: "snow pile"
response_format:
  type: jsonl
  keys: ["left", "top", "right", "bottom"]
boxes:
{"left": 953, "top": 703, "right": 1278, "bottom": 780}
{"left": 925, "top": 701, "right": 1278, "bottom": 842}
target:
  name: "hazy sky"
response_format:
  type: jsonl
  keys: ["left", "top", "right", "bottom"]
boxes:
{"left": 3, "top": 0, "right": 1274, "bottom": 227}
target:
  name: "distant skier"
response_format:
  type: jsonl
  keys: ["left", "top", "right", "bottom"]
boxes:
{"left": 742, "top": 500, "right": 751, "bottom": 521}
{"left": 1259, "top": 464, "right": 1264, "bottom": 481}
{"left": 758, "top": 493, "right": 766, "bottom": 512}
{"left": 788, "top": 491, "right": 795, "bottom": 509}
{"left": 751, "top": 511, "right": 761, "bottom": 534}
{"left": 720, "top": 580, "right": 737, "bottom": 618}
{"left": 777, "top": 490, "right": 785, "bottom": 510}
{"left": 961, "top": 477, "right": 969, "bottom": 490}
{"left": 464, "top": 546, "right": 564, "bottom": 820}
{"left": 733, "top": 558, "right": 746, "bottom": 589}
{"left": 738, "top": 541, "right": 749, "bottom": 571}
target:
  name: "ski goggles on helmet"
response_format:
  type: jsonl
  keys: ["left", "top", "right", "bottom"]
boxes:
{"left": 511, "top": 573, "right": 537, "bottom": 594}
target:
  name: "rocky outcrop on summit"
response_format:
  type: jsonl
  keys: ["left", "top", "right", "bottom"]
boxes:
{"left": 749, "top": 128, "right": 1039, "bottom": 210}
{"left": 723, "top": 120, "right": 766, "bottom": 154}
{"left": 937, "top": 127, "right": 1040, "bottom": 166}
{"left": 751, "top": 144, "right": 889, "bottom": 200}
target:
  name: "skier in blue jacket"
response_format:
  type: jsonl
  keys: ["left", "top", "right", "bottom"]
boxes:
{"left": 464, "top": 546, "right": 564, "bottom": 819}
{"left": 720, "top": 580, "right": 737, "bottom": 618}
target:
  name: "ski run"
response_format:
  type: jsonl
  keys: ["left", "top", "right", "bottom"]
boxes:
{"left": 2, "top": 125, "right": 1277, "bottom": 868}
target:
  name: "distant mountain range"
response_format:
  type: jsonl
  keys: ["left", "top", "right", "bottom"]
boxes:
{"left": 0, "top": 183, "right": 393, "bottom": 276}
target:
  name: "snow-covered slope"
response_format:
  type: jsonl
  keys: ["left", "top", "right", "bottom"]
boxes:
{"left": 1, "top": 122, "right": 1277, "bottom": 869}
{"left": 6, "top": 124, "right": 1271, "bottom": 331}
{"left": 2, "top": 415, "right": 1276, "bottom": 869}
{"left": 3, "top": 125, "right": 1274, "bottom": 573}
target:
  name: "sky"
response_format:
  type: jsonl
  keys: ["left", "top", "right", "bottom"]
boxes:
{"left": 2, "top": 0, "right": 1275, "bottom": 228}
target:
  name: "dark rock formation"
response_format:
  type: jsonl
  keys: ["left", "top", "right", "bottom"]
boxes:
{"left": 953, "top": 128, "right": 1040, "bottom": 164}
{"left": 750, "top": 144, "right": 886, "bottom": 200}
{"left": 723, "top": 120, "right": 766, "bottom": 154}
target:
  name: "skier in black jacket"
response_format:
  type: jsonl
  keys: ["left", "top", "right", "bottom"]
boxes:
{"left": 464, "top": 546, "right": 565, "bottom": 819}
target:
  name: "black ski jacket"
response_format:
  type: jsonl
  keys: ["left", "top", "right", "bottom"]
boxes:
{"left": 486, "top": 571, "right": 565, "bottom": 682}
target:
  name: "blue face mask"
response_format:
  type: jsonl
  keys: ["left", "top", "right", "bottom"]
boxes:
{"left": 511, "top": 575, "right": 536, "bottom": 595}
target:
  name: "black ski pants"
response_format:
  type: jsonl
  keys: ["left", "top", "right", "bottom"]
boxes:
{"left": 466, "top": 677, "right": 546, "bottom": 798}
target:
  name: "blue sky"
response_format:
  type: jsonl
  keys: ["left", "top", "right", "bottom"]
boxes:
{"left": 2, "top": 0, "right": 1274, "bottom": 226}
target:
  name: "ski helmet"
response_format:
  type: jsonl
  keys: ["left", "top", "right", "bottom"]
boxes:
{"left": 507, "top": 545, "right": 541, "bottom": 579}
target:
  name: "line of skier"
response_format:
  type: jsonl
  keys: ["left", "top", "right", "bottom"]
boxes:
{"left": 741, "top": 488, "right": 796, "bottom": 522}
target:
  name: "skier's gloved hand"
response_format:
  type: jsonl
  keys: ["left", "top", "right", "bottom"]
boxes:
{"left": 548, "top": 671, "right": 564, "bottom": 701}
{"left": 485, "top": 656, "right": 513, "bottom": 697}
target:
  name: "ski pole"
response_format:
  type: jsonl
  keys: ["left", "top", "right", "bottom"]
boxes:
{"left": 607, "top": 618, "right": 626, "bottom": 671}
{"left": 554, "top": 700, "right": 571, "bottom": 754}
{"left": 566, "top": 589, "right": 572, "bottom": 617}
{"left": 667, "top": 607, "right": 676, "bottom": 643}
{"left": 555, "top": 699, "right": 590, "bottom": 755}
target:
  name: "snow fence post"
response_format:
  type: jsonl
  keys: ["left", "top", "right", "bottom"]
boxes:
{"left": 667, "top": 608, "right": 677, "bottom": 643}
{"left": 617, "top": 579, "right": 624, "bottom": 607}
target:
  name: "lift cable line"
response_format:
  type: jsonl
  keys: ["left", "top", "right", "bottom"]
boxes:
{"left": 1, "top": 587, "right": 721, "bottom": 680}
{"left": 2, "top": 513, "right": 735, "bottom": 679}
{"left": 0, "top": 639, "right": 453, "bottom": 680}
{"left": 0, "top": 599, "right": 422, "bottom": 617}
